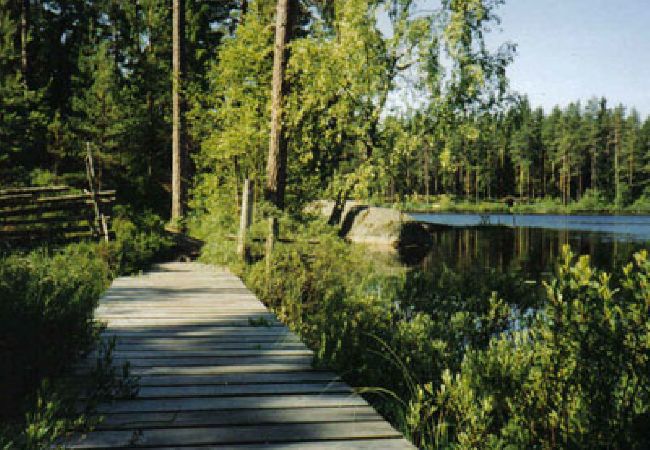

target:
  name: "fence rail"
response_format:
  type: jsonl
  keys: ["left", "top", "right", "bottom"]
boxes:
{"left": 0, "top": 186, "right": 115, "bottom": 247}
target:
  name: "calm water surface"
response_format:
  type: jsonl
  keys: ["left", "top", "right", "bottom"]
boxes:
{"left": 408, "top": 213, "right": 650, "bottom": 277}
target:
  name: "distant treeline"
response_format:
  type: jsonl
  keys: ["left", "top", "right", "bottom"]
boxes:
{"left": 2, "top": 0, "right": 649, "bottom": 212}
{"left": 382, "top": 97, "right": 650, "bottom": 206}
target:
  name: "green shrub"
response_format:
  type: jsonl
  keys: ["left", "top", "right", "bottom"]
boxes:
{"left": 0, "top": 211, "right": 171, "bottom": 444}
{"left": 110, "top": 209, "right": 174, "bottom": 275}
{"left": 418, "top": 247, "right": 650, "bottom": 449}
{"left": 627, "top": 190, "right": 650, "bottom": 213}
{"left": 569, "top": 188, "right": 612, "bottom": 212}
{"left": 0, "top": 244, "right": 110, "bottom": 417}
{"left": 197, "top": 208, "right": 650, "bottom": 449}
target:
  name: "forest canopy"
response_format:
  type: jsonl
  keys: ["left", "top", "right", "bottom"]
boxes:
{"left": 1, "top": 0, "right": 649, "bottom": 213}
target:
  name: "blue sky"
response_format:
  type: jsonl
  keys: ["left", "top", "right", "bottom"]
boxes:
{"left": 380, "top": 0, "right": 650, "bottom": 116}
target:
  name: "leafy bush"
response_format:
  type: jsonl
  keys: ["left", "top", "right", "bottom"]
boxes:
{"left": 413, "top": 247, "right": 650, "bottom": 449}
{"left": 0, "top": 244, "right": 110, "bottom": 417}
{"left": 627, "top": 189, "right": 650, "bottom": 213}
{"left": 0, "top": 211, "right": 171, "bottom": 445}
{"left": 199, "top": 209, "right": 650, "bottom": 449}
{"left": 200, "top": 216, "right": 522, "bottom": 437}
{"left": 569, "top": 188, "right": 612, "bottom": 212}
{"left": 110, "top": 209, "right": 174, "bottom": 274}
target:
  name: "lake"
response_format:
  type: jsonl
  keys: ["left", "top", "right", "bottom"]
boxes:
{"left": 407, "top": 213, "right": 650, "bottom": 277}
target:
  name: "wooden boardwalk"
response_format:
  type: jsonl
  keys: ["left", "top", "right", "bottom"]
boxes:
{"left": 67, "top": 262, "right": 414, "bottom": 448}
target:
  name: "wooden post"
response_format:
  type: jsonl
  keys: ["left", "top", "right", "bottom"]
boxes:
{"left": 265, "top": 217, "right": 278, "bottom": 276}
{"left": 171, "top": 0, "right": 185, "bottom": 227}
{"left": 237, "top": 179, "right": 254, "bottom": 259}
{"left": 85, "top": 143, "right": 110, "bottom": 242}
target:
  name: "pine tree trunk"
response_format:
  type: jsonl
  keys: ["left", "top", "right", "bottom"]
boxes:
{"left": 629, "top": 148, "right": 634, "bottom": 189}
{"left": 578, "top": 172, "right": 583, "bottom": 199}
{"left": 241, "top": 0, "right": 248, "bottom": 21}
{"left": 565, "top": 153, "right": 571, "bottom": 204}
{"left": 591, "top": 145, "right": 597, "bottom": 191}
{"left": 423, "top": 148, "right": 430, "bottom": 198}
{"left": 265, "top": 0, "right": 293, "bottom": 209}
{"left": 614, "top": 115, "right": 621, "bottom": 207}
{"left": 20, "top": 0, "right": 29, "bottom": 80}
{"left": 172, "top": 0, "right": 185, "bottom": 225}
{"left": 541, "top": 145, "right": 546, "bottom": 197}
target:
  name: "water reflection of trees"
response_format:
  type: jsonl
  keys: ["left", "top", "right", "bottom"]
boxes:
{"left": 413, "top": 225, "right": 647, "bottom": 278}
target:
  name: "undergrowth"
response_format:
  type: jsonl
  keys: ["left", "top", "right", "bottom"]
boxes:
{"left": 0, "top": 211, "right": 170, "bottom": 446}
{"left": 194, "top": 207, "right": 650, "bottom": 449}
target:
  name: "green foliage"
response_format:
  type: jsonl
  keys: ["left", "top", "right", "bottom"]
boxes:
{"left": 197, "top": 204, "right": 650, "bottom": 448}
{"left": 0, "top": 338, "right": 139, "bottom": 449}
{"left": 415, "top": 247, "right": 650, "bottom": 449}
{"left": 0, "top": 0, "right": 48, "bottom": 182}
{"left": 1, "top": 0, "right": 242, "bottom": 214}
{"left": 189, "top": 3, "right": 273, "bottom": 217}
{"left": 382, "top": 97, "right": 650, "bottom": 210}
{"left": 0, "top": 244, "right": 110, "bottom": 417}
{"left": 191, "top": 0, "right": 515, "bottom": 212}
{"left": 627, "top": 188, "right": 650, "bottom": 213}
{"left": 1, "top": 381, "right": 84, "bottom": 450}
{"left": 110, "top": 208, "right": 175, "bottom": 275}
{"left": 0, "top": 214, "right": 168, "bottom": 445}
{"left": 570, "top": 188, "right": 610, "bottom": 211}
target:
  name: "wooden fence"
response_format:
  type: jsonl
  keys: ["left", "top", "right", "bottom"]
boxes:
{"left": 0, "top": 186, "right": 115, "bottom": 248}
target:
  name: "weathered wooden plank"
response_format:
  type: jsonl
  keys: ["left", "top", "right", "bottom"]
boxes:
{"left": 97, "top": 303, "right": 265, "bottom": 311}
{"left": 80, "top": 355, "right": 314, "bottom": 369}
{"left": 0, "top": 215, "right": 92, "bottom": 227}
{"left": 0, "top": 185, "right": 71, "bottom": 195}
{"left": 0, "top": 192, "right": 33, "bottom": 201}
{"left": 101, "top": 326, "right": 291, "bottom": 337}
{"left": 97, "top": 312, "right": 276, "bottom": 320}
{"left": 100, "top": 292, "right": 258, "bottom": 297}
{"left": 96, "top": 406, "right": 380, "bottom": 430}
{"left": 96, "top": 305, "right": 267, "bottom": 312}
{"left": 67, "top": 421, "right": 403, "bottom": 448}
{"left": 104, "top": 284, "right": 247, "bottom": 290}
{"left": 97, "top": 297, "right": 254, "bottom": 304}
{"left": 105, "top": 336, "right": 302, "bottom": 346}
{"left": 0, "top": 201, "right": 105, "bottom": 219}
{"left": 0, "top": 192, "right": 114, "bottom": 210}
{"left": 87, "top": 382, "right": 351, "bottom": 400}
{"left": 155, "top": 439, "right": 413, "bottom": 449}
{"left": 64, "top": 261, "right": 414, "bottom": 449}
{"left": 124, "top": 371, "right": 341, "bottom": 387}
{"left": 124, "top": 363, "right": 317, "bottom": 377}
{"left": 66, "top": 371, "right": 341, "bottom": 389}
{"left": 0, "top": 232, "right": 100, "bottom": 246}
{"left": 0, "top": 224, "right": 93, "bottom": 237}
{"left": 101, "top": 318, "right": 283, "bottom": 327}
{"left": 99, "top": 293, "right": 251, "bottom": 299}
{"left": 94, "top": 349, "right": 312, "bottom": 358}
{"left": 136, "top": 381, "right": 351, "bottom": 398}
{"left": 92, "top": 393, "right": 367, "bottom": 414}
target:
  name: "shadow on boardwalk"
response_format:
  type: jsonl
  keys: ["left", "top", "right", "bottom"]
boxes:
{"left": 66, "top": 262, "right": 414, "bottom": 449}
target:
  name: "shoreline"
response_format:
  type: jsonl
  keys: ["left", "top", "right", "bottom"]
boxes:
{"left": 404, "top": 209, "right": 650, "bottom": 217}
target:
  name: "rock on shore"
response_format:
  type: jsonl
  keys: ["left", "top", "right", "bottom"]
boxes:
{"left": 307, "top": 200, "right": 432, "bottom": 250}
